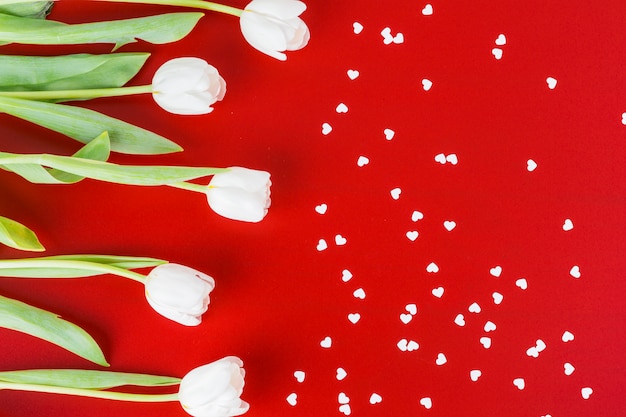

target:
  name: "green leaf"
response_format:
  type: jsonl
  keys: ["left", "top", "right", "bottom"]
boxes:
{"left": 0, "top": 12, "right": 203, "bottom": 49}
{"left": 0, "top": 96, "right": 182, "bottom": 155}
{"left": 0, "top": 369, "right": 180, "bottom": 389}
{"left": 0, "top": 294, "right": 108, "bottom": 366}
{"left": 0, "top": 53, "right": 150, "bottom": 93}
{"left": 0, "top": 216, "right": 45, "bottom": 251}
{"left": 26, "top": 254, "right": 167, "bottom": 270}
{"left": 0, "top": 1, "right": 53, "bottom": 18}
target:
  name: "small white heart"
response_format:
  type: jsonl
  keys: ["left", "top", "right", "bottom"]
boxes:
{"left": 369, "top": 393, "right": 382, "bottom": 404}
{"left": 411, "top": 210, "right": 424, "bottom": 221}
{"left": 515, "top": 278, "right": 528, "bottom": 290}
{"left": 390, "top": 187, "right": 402, "bottom": 200}
{"left": 445, "top": 153, "right": 458, "bottom": 165}
{"left": 347, "top": 69, "right": 359, "bottom": 80}
{"left": 341, "top": 269, "right": 353, "bottom": 282}
{"left": 384, "top": 128, "right": 395, "bottom": 140}
{"left": 526, "top": 346, "right": 539, "bottom": 358}
{"left": 353, "top": 22, "right": 363, "bottom": 34}
{"left": 347, "top": 313, "right": 360, "bottom": 324}
{"left": 407, "top": 340, "right": 419, "bottom": 351}
{"left": 484, "top": 321, "right": 496, "bottom": 332}
{"left": 422, "top": 78, "right": 433, "bottom": 91}
{"left": 622, "top": 112, "right": 626, "bottom": 125}
{"left": 400, "top": 313, "right": 413, "bottom": 324}
{"left": 434, "top": 153, "right": 446, "bottom": 164}
{"left": 490, "top": 266, "right": 502, "bottom": 277}
{"left": 564, "top": 362, "right": 575, "bottom": 376}
{"left": 454, "top": 313, "right": 466, "bottom": 326}
{"left": 536, "top": 339, "right": 546, "bottom": 352}
{"left": 426, "top": 262, "right": 439, "bottom": 273}
{"left": 431, "top": 287, "right": 444, "bottom": 298}
{"left": 435, "top": 353, "right": 447, "bottom": 365}
{"left": 492, "top": 48, "right": 503, "bottom": 60}
{"left": 562, "top": 330, "right": 575, "bottom": 342}
{"left": 468, "top": 302, "right": 481, "bottom": 313}
{"left": 513, "top": 378, "right": 525, "bottom": 390}
{"left": 357, "top": 155, "right": 369, "bottom": 167}
{"left": 336, "top": 103, "right": 348, "bottom": 113}
{"left": 492, "top": 292, "right": 504, "bottom": 305}
{"left": 353, "top": 288, "right": 366, "bottom": 299}
{"left": 381, "top": 27, "right": 392, "bottom": 44}
{"left": 294, "top": 370, "right": 305, "bottom": 383}
{"left": 406, "top": 230, "right": 419, "bottom": 241}
{"left": 421, "top": 4, "right": 433, "bottom": 15}
{"left": 393, "top": 33, "right": 404, "bottom": 44}
{"left": 581, "top": 387, "right": 593, "bottom": 400}
{"left": 470, "top": 369, "right": 482, "bottom": 382}
{"left": 338, "top": 404, "right": 351, "bottom": 415}
{"left": 286, "top": 392, "right": 298, "bottom": 406}
{"left": 315, "top": 203, "right": 327, "bottom": 214}
{"left": 405, "top": 304, "right": 418, "bottom": 315}
{"left": 546, "top": 77, "right": 557, "bottom": 89}
{"left": 443, "top": 220, "right": 456, "bottom": 231}
{"left": 495, "top": 33, "right": 506, "bottom": 45}
{"left": 335, "top": 234, "right": 347, "bottom": 245}
{"left": 320, "top": 336, "right": 332, "bottom": 348}
{"left": 338, "top": 392, "right": 350, "bottom": 404}
{"left": 527, "top": 159, "right": 538, "bottom": 172}
{"left": 419, "top": 397, "right": 432, "bottom": 409}
{"left": 480, "top": 336, "right": 492, "bottom": 349}
{"left": 321, "top": 122, "right": 332, "bottom": 135}
{"left": 336, "top": 367, "right": 347, "bottom": 380}
{"left": 397, "top": 338, "right": 408, "bottom": 351}
{"left": 316, "top": 239, "right": 328, "bottom": 251}
{"left": 562, "top": 218, "right": 574, "bottom": 231}
{"left": 569, "top": 265, "right": 581, "bottom": 278}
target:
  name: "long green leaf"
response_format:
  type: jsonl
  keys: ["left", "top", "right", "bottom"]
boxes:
{"left": 0, "top": 12, "right": 203, "bottom": 49}
{"left": 0, "top": 216, "right": 45, "bottom": 251}
{"left": 0, "top": 96, "right": 182, "bottom": 155}
{"left": 0, "top": 369, "right": 180, "bottom": 389}
{"left": 0, "top": 53, "right": 149, "bottom": 93}
{"left": 0, "top": 294, "right": 108, "bottom": 366}
{"left": 34, "top": 254, "right": 167, "bottom": 270}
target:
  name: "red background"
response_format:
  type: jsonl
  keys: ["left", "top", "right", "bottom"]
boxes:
{"left": 1, "top": 1, "right": 625, "bottom": 416}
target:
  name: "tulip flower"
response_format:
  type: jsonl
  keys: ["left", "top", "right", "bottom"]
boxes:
{"left": 179, "top": 356, "right": 249, "bottom": 417}
{"left": 206, "top": 167, "right": 271, "bottom": 223}
{"left": 144, "top": 263, "right": 216, "bottom": 326}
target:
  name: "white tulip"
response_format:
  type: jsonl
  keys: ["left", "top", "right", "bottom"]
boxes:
{"left": 207, "top": 167, "right": 271, "bottom": 223}
{"left": 144, "top": 263, "right": 215, "bottom": 326}
{"left": 178, "top": 356, "right": 249, "bottom": 417}
{"left": 239, "top": 0, "right": 310, "bottom": 61}
{"left": 152, "top": 57, "right": 226, "bottom": 115}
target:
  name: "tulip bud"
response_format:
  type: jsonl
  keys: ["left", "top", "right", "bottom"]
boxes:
{"left": 178, "top": 356, "right": 249, "bottom": 417}
{"left": 207, "top": 167, "right": 271, "bottom": 223}
{"left": 144, "top": 263, "right": 215, "bottom": 326}
{"left": 239, "top": 0, "right": 310, "bottom": 61}
{"left": 152, "top": 57, "right": 226, "bottom": 115}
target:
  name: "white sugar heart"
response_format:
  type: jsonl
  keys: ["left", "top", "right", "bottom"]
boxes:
{"left": 445, "top": 153, "right": 458, "bottom": 165}
{"left": 369, "top": 393, "right": 382, "bottom": 404}
{"left": 341, "top": 269, "right": 353, "bottom": 282}
{"left": 515, "top": 278, "right": 528, "bottom": 290}
{"left": 622, "top": 112, "right": 626, "bottom": 125}
{"left": 454, "top": 313, "right": 466, "bottom": 326}
{"left": 422, "top": 4, "right": 433, "bottom": 15}
{"left": 286, "top": 392, "right": 297, "bottom": 406}
{"left": 569, "top": 265, "right": 581, "bottom": 278}
{"left": 347, "top": 69, "right": 359, "bottom": 80}
{"left": 353, "top": 288, "right": 366, "bottom": 299}
{"left": 492, "top": 48, "right": 503, "bottom": 60}
{"left": 400, "top": 313, "right": 413, "bottom": 324}
{"left": 484, "top": 321, "right": 496, "bottom": 332}
{"left": 546, "top": 77, "right": 557, "bottom": 89}
{"left": 422, "top": 78, "right": 433, "bottom": 91}
{"left": 434, "top": 153, "right": 446, "bottom": 164}
{"left": 336, "top": 103, "right": 348, "bottom": 113}
{"left": 431, "top": 287, "right": 444, "bottom": 298}
{"left": 411, "top": 210, "right": 424, "bottom": 221}
{"left": 339, "top": 404, "right": 351, "bottom": 415}
{"left": 381, "top": 27, "right": 393, "bottom": 45}
{"left": 581, "top": 387, "right": 593, "bottom": 400}
{"left": 426, "top": 262, "right": 439, "bottom": 273}
{"left": 336, "top": 367, "right": 347, "bottom": 380}
{"left": 316, "top": 239, "right": 328, "bottom": 251}
{"left": 526, "top": 346, "right": 539, "bottom": 358}
{"left": 384, "top": 128, "right": 395, "bottom": 140}
{"left": 542, "top": 414, "right": 553, "bottom": 417}
{"left": 397, "top": 338, "right": 408, "bottom": 351}
{"left": 495, "top": 33, "right": 506, "bottom": 45}
{"left": 443, "top": 220, "right": 456, "bottom": 231}
{"left": 357, "top": 155, "right": 369, "bottom": 167}
{"left": 562, "top": 330, "right": 574, "bottom": 342}
{"left": 527, "top": 159, "right": 538, "bottom": 171}
{"left": 405, "top": 304, "right": 418, "bottom": 315}
{"left": 419, "top": 397, "right": 432, "bottom": 409}
{"left": 513, "top": 378, "right": 525, "bottom": 390}
{"left": 468, "top": 302, "right": 481, "bottom": 313}
{"left": 321, "top": 122, "right": 332, "bottom": 135}
{"left": 564, "top": 362, "right": 575, "bottom": 376}
{"left": 492, "top": 292, "right": 504, "bottom": 304}
{"left": 315, "top": 203, "right": 327, "bottom": 214}
{"left": 480, "top": 337, "right": 492, "bottom": 349}
{"left": 294, "top": 371, "right": 305, "bottom": 383}
{"left": 393, "top": 33, "right": 404, "bottom": 44}
{"left": 407, "top": 340, "right": 419, "bottom": 351}
{"left": 390, "top": 187, "right": 402, "bottom": 200}
{"left": 470, "top": 369, "right": 482, "bottom": 381}
{"left": 536, "top": 339, "right": 546, "bottom": 352}
{"left": 352, "top": 22, "right": 363, "bottom": 34}
{"left": 320, "top": 336, "right": 332, "bottom": 348}
{"left": 490, "top": 266, "right": 502, "bottom": 277}
{"left": 347, "top": 313, "right": 360, "bottom": 324}
{"left": 338, "top": 392, "right": 350, "bottom": 404}
{"left": 435, "top": 353, "right": 447, "bottom": 365}
{"left": 406, "top": 230, "right": 419, "bottom": 241}
{"left": 562, "top": 218, "right": 574, "bottom": 231}
{"left": 335, "top": 234, "right": 347, "bottom": 245}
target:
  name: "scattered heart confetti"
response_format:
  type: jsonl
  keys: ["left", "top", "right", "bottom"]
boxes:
{"left": 434, "top": 153, "right": 446, "bottom": 164}
{"left": 335, "top": 234, "right": 347, "bottom": 245}
{"left": 435, "top": 353, "right": 447, "bottom": 365}
{"left": 347, "top": 313, "right": 360, "bottom": 324}
{"left": 546, "top": 77, "right": 558, "bottom": 89}
{"left": 342, "top": 269, "right": 353, "bottom": 282}
{"left": 431, "top": 287, "right": 444, "bottom": 298}
{"left": 411, "top": 210, "right": 424, "bottom": 221}
{"left": 369, "top": 393, "right": 382, "bottom": 404}
{"left": 515, "top": 278, "right": 528, "bottom": 290}
{"left": 421, "top": 4, "right": 433, "bottom": 15}
{"left": 422, "top": 78, "right": 433, "bottom": 91}
{"left": 397, "top": 339, "right": 408, "bottom": 351}
{"left": 390, "top": 187, "right": 402, "bottom": 200}
{"left": 480, "top": 336, "right": 492, "bottom": 349}
{"left": 470, "top": 369, "right": 482, "bottom": 382}
{"left": 357, "top": 155, "right": 369, "bottom": 167}
{"left": 315, "top": 204, "right": 327, "bottom": 214}
{"left": 419, "top": 397, "right": 432, "bottom": 409}
{"left": 353, "top": 288, "right": 366, "bottom": 299}
{"left": 468, "top": 302, "right": 481, "bottom": 313}
{"left": 384, "top": 128, "right": 395, "bottom": 140}
{"left": 536, "top": 339, "right": 546, "bottom": 352}
{"left": 400, "top": 313, "right": 413, "bottom": 324}
{"left": 484, "top": 321, "right": 497, "bottom": 332}
{"left": 454, "top": 313, "right": 466, "bottom": 326}
{"left": 495, "top": 33, "right": 506, "bottom": 45}
{"left": 562, "top": 330, "right": 575, "bottom": 342}
{"left": 405, "top": 304, "right": 418, "bottom": 315}
{"left": 492, "top": 47, "right": 503, "bottom": 60}
{"left": 339, "top": 404, "right": 351, "bottom": 415}
{"left": 406, "top": 230, "right": 419, "bottom": 241}
{"left": 338, "top": 392, "right": 350, "bottom": 404}
{"left": 336, "top": 103, "right": 348, "bottom": 113}
{"left": 581, "top": 387, "right": 593, "bottom": 400}
{"left": 564, "top": 363, "right": 575, "bottom": 376}
{"left": 513, "top": 378, "right": 526, "bottom": 390}
{"left": 407, "top": 340, "right": 419, "bottom": 351}
{"left": 569, "top": 265, "right": 581, "bottom": 278}
{"left": 336, "top": 367, "right": 347, "bottom": 380}
{"left": 316, "top": 239, "right": 328, "bottom": 251}
{"left": 381, "top": 27, "right": 404, "bottom": 45}
{"left": 426, "top": 262, "right": 439, "bottom": 273}
{"left": 445, "top": 153, "right": 458, "bottom": 165}
{"left": 492, "top": 292, "right": 504, "bottom": 304}
{"left": 286, "top": 392, "right": 297, "bottom": 406}
{"left": 320, "top": 336, "right": 332, "bottom": 348}
{"left": 347, "top": 69, "right": 360, "bottom": 80}
{"left": 294, "top": 370, "right": 305, "bottom": 383}
{"left": 352, "top": 21, "right": 363, "bottom": 34}
{"left": 321, "top": 122, "right": 332, "bottom": 135}
{"left": 443, "top": 220, "right": 456, "bottom": 231}
{"left": 562, "top": 218, "right": 574, "bottom": 231}
{"left": 527, "top": 159, "right": 538, "bottom": 171}
{"left": 526, "top": 346, "right": 539, "bottom": 358}
{"left": 622, "top": 112, "right": 626, "bottom": 125}
{"left": 490, "top": 266, "right": 502, "bottom": 277}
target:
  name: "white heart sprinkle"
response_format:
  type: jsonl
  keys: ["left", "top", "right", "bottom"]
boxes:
{"left": 484, "top": 321, "right": 496, "bottom": 332}
{"left": 492, "top": 47, "right": 503, "bottom": 60}
{"left": 564, "top": 362, "right": 575, "bottom": 376}
{"left": 357, "top": 155, "right": 369, "bottom": 167}
{"left": 286, "top": 392, "right": 297, "bottom": 406}
{"left": 542, "top": 414, "right": 553, "bottom": 417}
{"left": 335, "top": 234, "right": 347, "bottom": 245}
{"left": 347, "top": 313, "right": 360, "bottom": 324}
{"left": 422, "top": 78, "right": 433, "bottom": 91}
{"left": 315, "top": 204, "right": 327, "bottom": 214}
{"left": 405, "top": 304, "right": 418, "bottom": 315}
{"left": 397, "top": 339, "right": 408, "bottom": 351}
{"left": 338, "top": 392, "right": 350, "bottom": 404}
{"left": 419, "top": 397, "right": 432, "bottom": 409}
{"left": 513, "top": 378, "right": 525, "bottom": 390}
{"left": 445, "top": 153, "right": 458, "bottom": 165}
{"left": 562, "top": 218, "right": 574, "bottom": 231}
{"left": 347, "top": 69, "right": 359, "bottom": 80}
{"left": 444, "top": 220, "right": 456, "bottom": 231}
{"left": 562, "top": 330, "right": 575, "bottom": 342}
{"left": 339, "top": 404, "right": 351, "bottom": 415}
{"left": 393, "top": 33, "right": 404, "bottom": 44}
{"left": 336, "top": 103, "right": 348, "bottom": 113}
{"left": 526, "top": 346, "right": 539, "bottom": 358}
{"left": 546, "top": 77, "right": 557, "bottom": 89}
{"left": 426, "top": 262, "right": 439, "bottom": 273}
{"left": 490, "top": 266, "right": 502, "bottom": 277}
{"left": 470, "top": 369, "right": 482, "bottom": 381}
{"left": 294, "top": 371, "right": 305, "bottom": 383}
{"left": 353, "top": 288, "right": 366, "bottom": 299}
{"left": 421, "top": 4, "right": 433, "bottom": 15}
{"left": 390, "top": 187, "right": 402, "bottom": 200}
{"left": 480, "top": 336, "right": 492, "bottom": 349}
{"left": 495, "top": 33, "right": 506, "bottom": 45}
{"left": 435, "top": 353, "right": 447, "bottom": 365}
{"left": 431, "top": 287, "right": 444, "bottom": 298}
{"left": 622, "top": 112, "right": 626, "bottom": 125}
{"left": 411, "top": 210, "right": 424, "bottom": 221}
{"left": 569, "top": 265, "right": 581, "bottom": 278}
{"left": 454, "top": 313, "right": 466, "bottom": 326}
{"left": 515, "top": 278, "right": 528, "bottom": 290}
{"left": 434, "top": 153, "right": 446, "bottom": 164}
{"left": 384, "top": 128, "right": 395, "bottom": 140}
{"left": 406, "top": 230, "right": 419, "bottom": 241}
{"left": 536, "top": 339, "right": 546, "bottom": 352}
{"left": 468, "top": 302, "right": 481, "bottom": 313}
{"left": 381, "top": 27, "right": 392, "bottom": 43}
{"left": 352, "top": 22, "right": 363, "bottom": 34}
{"left": 320, "top": 336, "right": 332, "bottom": 348}
{"left": 492, "top": 292, "right": 504, "bottom": 304}
{"left": 369, "top": 393, "right": 382, "bottom": 404}
{"left": 341, "top": 269, "right": 353, "bottom": 282}
{"left": 322, "top": 122, "right": 332, "bottom": 135}
{"left": 316, "top": 239, "right": 328, "bottom": 251}
{"left": 527, "top": 159, "right": 538, "bottom": 172}
{"left": 400, "top": 313, "right": 413, "bottom": 324}
{"left": 581, "top": 387, "right": 593, "bottom": 400}
{"left": 407, "top": 340, "right": 419, "bottom": 351}
{"left": 336, "top": 367, "right": 347, "bottom": 381}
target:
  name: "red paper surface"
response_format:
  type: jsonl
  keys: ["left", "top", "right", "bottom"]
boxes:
{"left": 1, "top": 1, "right": 625, "bottom": 416}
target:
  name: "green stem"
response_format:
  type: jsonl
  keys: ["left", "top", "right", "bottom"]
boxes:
{"left": 0, "top": 381, "right": 180, "bottom": 402}
{"left": 88, "top": 0, "right": 244, "bottom": 17}
{"left": 0, "top": 259, "right": 147, "bottom": 283}
{"left": 0, "top": 85, "right": 153, "bottom": 101}
{"left": 167, "top": 181, "right": 211, "bottom": 194}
